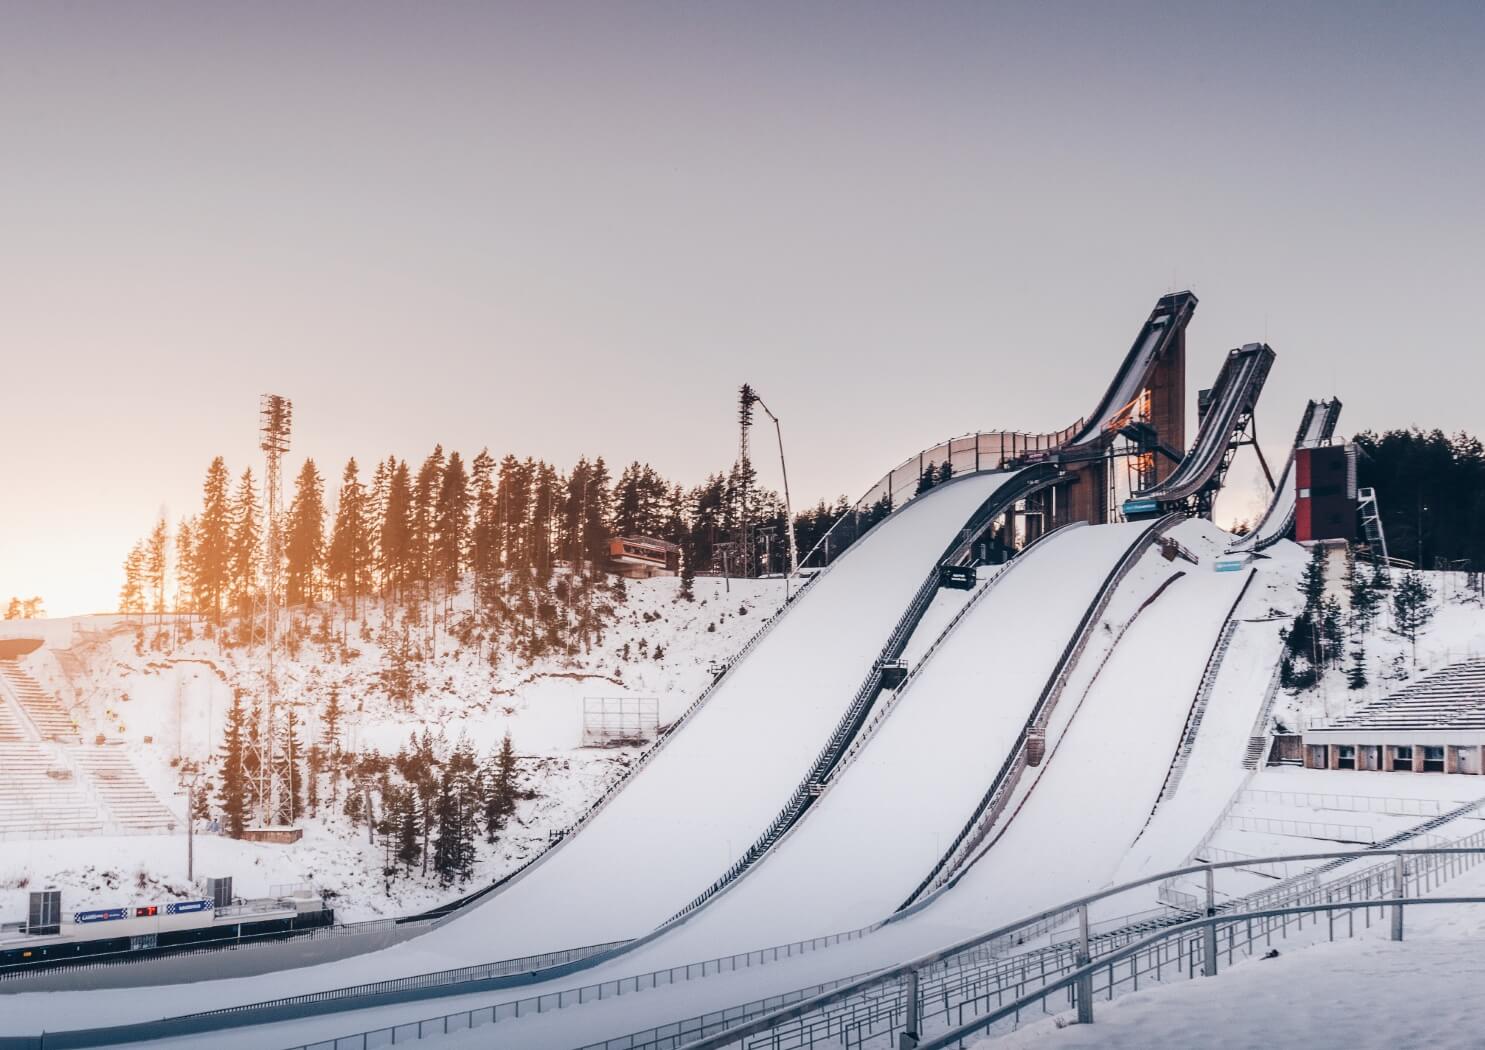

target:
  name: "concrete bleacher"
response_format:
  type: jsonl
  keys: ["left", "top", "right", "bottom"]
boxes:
{"left": 72, "top": 747, "right": 179, "bottom": 831}
{"left": 0, "top": 659, "right": 78, "bottom": 741}
{"left": 1332, "top": 659, "right": 1485, "bottom": 731}
{"left": 0, "top": 743, "right": 104, "bottom": 838}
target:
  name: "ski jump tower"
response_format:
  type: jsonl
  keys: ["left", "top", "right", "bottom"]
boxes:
{"left": 1058, "top": 291, "right": 1196, "bottom": 525}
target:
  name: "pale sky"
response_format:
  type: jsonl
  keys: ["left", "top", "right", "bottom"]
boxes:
{"left": 3, "top": 1, "right": 1482, "bottom": 616}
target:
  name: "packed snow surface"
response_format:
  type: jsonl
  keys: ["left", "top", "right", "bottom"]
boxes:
{"left": 928, "top": 529, "right": 1249, "bottom": 928}
{"left": 636, "top": 521, "right": 1149, "bottom": 957}
{"left": 404, "top": 471, "right": 1019, "bottom": 960}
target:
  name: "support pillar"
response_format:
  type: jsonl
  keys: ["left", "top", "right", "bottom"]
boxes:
{"left": 898, "top": 968, "right": 921, "bottom": 1049}
{"left": 1391, "top": 854, "right": 1406, "bottom": 941}
{"left": 1203, "top": 868, "right": 1219, "bottom": 976}
{"left": 1075, "top": 903, "right": 1094, "bottom": 1024}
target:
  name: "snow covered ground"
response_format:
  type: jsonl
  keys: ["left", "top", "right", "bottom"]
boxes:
{"left": 1, "top": 573, "right": 790, "bottom": 923}
{"left": 985, "top": 855, "right": 1485, "bottom": 1049}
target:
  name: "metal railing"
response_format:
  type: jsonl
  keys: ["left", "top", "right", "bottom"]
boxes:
{"left": 674, "top": 833, "right": 1485, "bottom": 1050}
{"left": 1150, "top": 571, "right": 1257, "bottom": 808}
{"left": 1237, "top": 789, "right": 1451, "bottom": 818}
{"left": 797, "top": 427, "right": 1081, "bottom": 570}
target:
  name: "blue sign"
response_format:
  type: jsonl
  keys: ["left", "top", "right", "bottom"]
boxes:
{"left": 74, "top": 908, "right": 127, "bottom": 924}
{"left": 1122, "top": 499, "right": 1160, "bottom": 515}
{"left": 167, "top": 899, "right": 213, "bottom": 915}
{"left": 1215, "top": 558, "right": 1248, "bottom": 573}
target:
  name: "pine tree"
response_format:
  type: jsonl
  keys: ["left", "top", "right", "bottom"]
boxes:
{"left": 484, "top": 732, "right": 518, "bottom": 842}
{"left": 1301, "top": 542, "right": 1328, "bottom": 613}
{"left": 411, "top": 446, "right": 446, "bottom": 596}
{"left": 434, "top": 450, "right": 470, "bottom": 593}
{"left": 469, "top": 450, "right": 500, "bottom": 606}
{"left": 1346, "top": 546, "right": 1379, "bottom": 635}
{"left": 196, "top": 457, "right": 234, "bottom": 625}
{"left": 394, "top": 786, "right": 421, "bottom": 874}
{"left": 217, "top": 693, "right": 249, "bottom": 838}
{"left": 678, "top": 541, "right": 697, "bottom": 601}
{"left": 230, "top": 468, "right": 262, "bottom": 625}
{"left": 380, "top": 460, "right": 414, "bottom": 600}
{"left": 1393, "top": 570, "right": 1436, "bottom": 665}
{"left": 174, "top": 517, "right": 197, "bottom": 617}
{"left": 119, "top": 541, "right": 147, "bottom": 619}
{"left": 328, "top": 458, "right": 374, "bottom": 618}
{"left": 144, "top": 517, "right": 170, "bottom": 630}
{"left": 1348, "top": 643, "right": 1369, "bottom": 690}
{"left": 279, "top": 707, "right": 302, "bottom": 824}
{"left": 323, "top": 684, "right": 344, "bottom": 806}
{"left": 285, "top": 459, "right": 326, "bottom": 608}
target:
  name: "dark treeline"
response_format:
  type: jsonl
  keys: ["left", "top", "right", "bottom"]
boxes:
{"left": 1356, "top": 428, "right": 1485, "bottom": 569}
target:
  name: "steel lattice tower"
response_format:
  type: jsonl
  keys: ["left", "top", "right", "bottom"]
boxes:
{"left": 258, "top": 394, "right": 292, "bottom": 824}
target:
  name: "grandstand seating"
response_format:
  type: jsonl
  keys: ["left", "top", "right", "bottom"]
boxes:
{"left": 0, "top": 743, "right": 103, "bottom": 838}
{"left": 1332, "top": 659, "right": 1485, "bottom": 730}
{"left": 0, "top": 659, "right": 78, "bottom": 741}
{"left": 72, "top": 748, "right": 179, "bottom": 831}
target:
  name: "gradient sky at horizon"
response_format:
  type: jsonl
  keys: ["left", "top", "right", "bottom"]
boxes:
{"left": 3, "top": 1, "right": 1482, "bottom": 616}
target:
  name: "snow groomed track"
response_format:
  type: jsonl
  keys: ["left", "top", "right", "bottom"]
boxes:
{"left": 631, "top": 522, "right": 1151, "bottom": 956}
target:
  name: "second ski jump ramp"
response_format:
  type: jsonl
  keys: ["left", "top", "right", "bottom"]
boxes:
{"left": 930, "top": 527, "right": 1250, "bottom": 928}
{"left": 634, "top": 522, "right": 1150, "bottom": 956}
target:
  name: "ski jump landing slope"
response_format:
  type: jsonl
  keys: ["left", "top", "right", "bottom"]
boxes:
{"left": 632, "top": 522, "right": 1150, "bottom": 959}
{"left": 930, "top": 524, "right": 1249, "bottom": 928}
{"left": 405, "top": 470, "right": 1022, "bottom": 964}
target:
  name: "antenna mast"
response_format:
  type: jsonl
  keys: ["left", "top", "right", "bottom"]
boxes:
{"left": 258, "top": 393, "right": 292, "bottom": 824}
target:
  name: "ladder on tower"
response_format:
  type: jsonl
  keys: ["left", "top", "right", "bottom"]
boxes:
{"left": 1358, "top": 486, "right": 1391, "bottom": 576}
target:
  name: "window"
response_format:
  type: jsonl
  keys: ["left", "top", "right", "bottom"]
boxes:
{"left": 1337, "top": 745, "right": 1356, "bottom": 770}
{"left": 1392, "top": 745, "right": 1413, "bottom": 770}
{"left": 1423, "top": 746, "right": 1446, "bottom": 773}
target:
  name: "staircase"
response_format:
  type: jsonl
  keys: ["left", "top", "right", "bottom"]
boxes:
{"left": 72, "top": 748, "right": 179, "bottom": 831}
{"left": 0, "top": 743, "right": 104, "bottom": 838}
{"left": 1242, "top": 662, "right": 1286, "bottom": 770}
{"left": 0, "top": 659, "right": 78, "bottom": 741}
{"left": 1156, "top": 616, "right": 1243, "bottom": 804}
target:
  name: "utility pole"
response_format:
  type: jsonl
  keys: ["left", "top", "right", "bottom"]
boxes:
{"left": 738, "top": 385, "right": 799, "bottom": 577}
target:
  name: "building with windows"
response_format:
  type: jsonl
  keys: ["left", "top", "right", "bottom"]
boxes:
{"left": 1303, "top": 659, "right": 1485, "bottom": 775}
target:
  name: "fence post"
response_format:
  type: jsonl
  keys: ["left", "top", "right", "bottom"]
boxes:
{"left": 1392, "top": 855, "right": 1406, "bottom": 941}
{"left": 898, "top": 968, "right": 921, "bottom": 1049}
{"left": 1075, "top": 903, "right": 1094, "bottom": 1024}
{"left": 1203, "top": 867, "right": 1218, "bottom": 976}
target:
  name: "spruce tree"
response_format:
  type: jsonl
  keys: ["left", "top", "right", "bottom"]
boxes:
{"left": 329, "top": 458, "right": 374, "bottom": 619}
{"left": 285, "top": 459, "right": 326, "bottom": 608}
{"left": 1348, "top": 643, "right": 1369, "bottom": 690}
{"left": 435, "top": 450, "right": 470, "bottom": 592}
{"left": 230, "top": 468, "right": 262, "bottom": 626}
{"left": 380, "top": 460, "right": 414, "bottom": 600}
{"left": 1393, "top": 571, "right": 1436, "bottom": 665}
{"left": 484, "top": 732, "right": 519, "bottom": 842}
{"left": 119, "top": 541, "right": 147, "bottom": 619}
{"left": 196, "top": 457, "right": 234, "bottom": 626}
{"left": 217, "top": 693, "right": 249, "bottom": 838}
{"left": 279, "top": 707, "right": 302, "bottom": 824}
